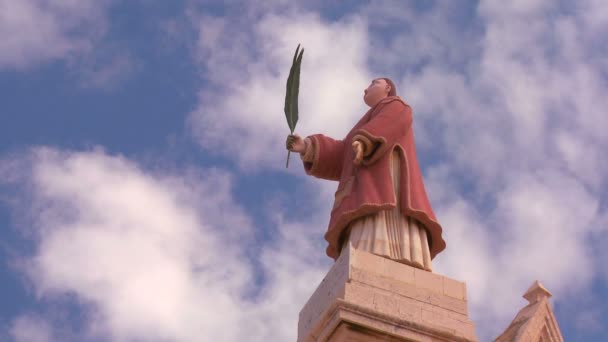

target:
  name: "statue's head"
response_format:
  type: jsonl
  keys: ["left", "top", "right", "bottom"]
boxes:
{"left": 363, "top": 77, "right": 397, "bottom": 107}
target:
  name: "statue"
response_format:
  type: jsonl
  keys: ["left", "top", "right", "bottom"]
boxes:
{"left": 286, "top": 78, "right": 446, "bottom": 271}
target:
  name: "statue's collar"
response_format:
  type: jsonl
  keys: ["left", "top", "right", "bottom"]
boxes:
{"left": 372, "top": 96, "right": 405, "bottom": 108}
{"left": 381, "top": 95, "right": 403, "bottom": 103}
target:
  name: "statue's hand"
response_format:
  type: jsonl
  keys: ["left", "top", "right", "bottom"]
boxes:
{"left": 286, "top": 134, "right": 306, "bottom": 153}
{"left": 352, "top": 140, "right": 364, "bottom": 165}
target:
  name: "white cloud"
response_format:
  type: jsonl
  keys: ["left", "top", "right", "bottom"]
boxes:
{"left": 26, "top": 148, "right": 253, "bottom": 341}
{"left": 2, "top": 147, "right": 329, "bottom": 341}
{"left": 487, "top": 171, "right": 596, "bottom": 313}
{"left": 189, "top": 10, "right": 372, "bottom": 169}
{"left": 0, "top": 0, "right": 137, "bottom": 88}
{"left": 10, "top": 315, "right": 53, "bottom": 342}
{"left": 0, "top": 0, "right": 113, "bottom": 69}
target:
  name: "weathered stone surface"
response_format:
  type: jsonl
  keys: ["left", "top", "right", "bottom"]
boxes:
{"left": 443, "top": 276, "right": 467, "bottom": 301}
{"left": 494, "top": 281, "right": 564, "bottom": 342}
{"left": 298, "top": 245, "right": 351, "bottom": 339}
{"left": 298, "top": 244, "right": 477, "bottom": 342}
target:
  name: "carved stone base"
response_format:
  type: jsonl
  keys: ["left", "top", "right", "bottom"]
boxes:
{"left": 298, "top": 244, "right": 477, "bottom": 342}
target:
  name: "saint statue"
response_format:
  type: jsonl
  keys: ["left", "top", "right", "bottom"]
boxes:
{"left": 286, "top": 78, "right": 445, "bottom": 271}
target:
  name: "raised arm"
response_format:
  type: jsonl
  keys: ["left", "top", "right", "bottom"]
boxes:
{"left": 303, "top": 134, "right": 346, "bottom": 181}
{"left": 287, "top": 133, "right": 345, "bottom": 181}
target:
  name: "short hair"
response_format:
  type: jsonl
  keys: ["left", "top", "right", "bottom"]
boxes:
{"left": 380, "top": 77, "right": 397, "bottom": 97}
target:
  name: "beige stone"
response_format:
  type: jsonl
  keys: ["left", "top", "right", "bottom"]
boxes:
{"left": 350, "top": 245, "right": 388, "bottom": 275}
{"left": 414, "top": 268, "right": 444, "bottom": 294}
{"left": 443, "top": 277, "right": 466, "bottom": 301}
{"left": 494, "top": 281, "right": 564, "bottom": 342}
{"left": 298, "top": 236, "right": 566, "bottom": 342}
{"left": 298, "top": 244, "right": 477, "bottom": 342}
{"left": 387, "top": 258, "right": 416, "bottom": 284}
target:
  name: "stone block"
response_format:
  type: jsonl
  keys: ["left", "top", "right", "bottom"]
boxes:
{"left": 350, "top": 265, "right": 468, "bottom": 316}
{"left": 443, "top": 277, "right": 467, "bottom": 301}
{"left": 414, "top": 267, "right": 444, "bottom": 294}
{"left": 386, "top": 258, "right": 416, "bottom": 284}
{"left": 298, "top": 245, "right": 477, "bottom": 342}
{"left": 351, "top": 246, "right": 387, "bottom": 274}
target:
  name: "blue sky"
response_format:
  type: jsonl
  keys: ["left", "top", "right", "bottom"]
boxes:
{"left": 1, "top": 0, "right": 607, "bottom": 341}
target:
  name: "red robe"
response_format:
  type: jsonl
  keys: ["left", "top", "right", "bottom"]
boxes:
{"left": 302, "top": 96, "right": 446, "bottom": 260}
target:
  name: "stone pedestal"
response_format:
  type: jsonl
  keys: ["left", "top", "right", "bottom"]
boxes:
{"left": 298, "top": 244, "right": 477, "bottom": 342}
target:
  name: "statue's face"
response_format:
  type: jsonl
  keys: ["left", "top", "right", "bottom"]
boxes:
{"left": 363, "top": 78, "right": 391, "bottom": 107}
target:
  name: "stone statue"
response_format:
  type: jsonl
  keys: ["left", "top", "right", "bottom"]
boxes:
{"left": 286, "top": 78, "right": 445, "bottom": 271}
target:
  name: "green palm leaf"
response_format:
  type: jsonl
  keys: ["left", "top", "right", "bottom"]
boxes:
{"left": 284, "top": 44, "right": 303, "bottom": 132}
{"left": 291, "top": 48, "right": 304, "bottom": 131}
{"left": 284, "top": 44, "right": 304, "bottom": 168}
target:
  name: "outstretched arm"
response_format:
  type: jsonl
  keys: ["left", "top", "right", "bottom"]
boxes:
{"left": 286, "top": 134, "right": 344, "bottom": 181}
{"left": 304, "top": 134, "right": 345, "bottom": 181}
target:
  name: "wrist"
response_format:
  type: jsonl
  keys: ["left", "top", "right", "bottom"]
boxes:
{"left": 299, "top": 139, "right": 309, "bottom": 154}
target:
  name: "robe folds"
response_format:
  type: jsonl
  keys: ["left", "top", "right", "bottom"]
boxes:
{"left": 302, "top": 96, "right": 446, "bottom": 260}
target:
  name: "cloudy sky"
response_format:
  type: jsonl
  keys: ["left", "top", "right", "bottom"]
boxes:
{"left": 1, "top": 0, "right": 607, "bottom": 341}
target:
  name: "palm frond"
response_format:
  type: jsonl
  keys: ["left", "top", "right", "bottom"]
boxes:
{"left": 284, "top": 44, "right": 301, "bottom": 133}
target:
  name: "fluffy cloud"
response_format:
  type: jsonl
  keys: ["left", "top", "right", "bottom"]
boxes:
{"left": 3, "top": 148, "right": 328, "bottom": 341}
{"left": 0, "top": 0, "right": 114, "bottom": 69}
{"left": 0, "top": 0, "right": 138, "bottom": 88}
{"left": 189, "top": 9, "right": 372, "bottom": 169}
{"left": 9, "top": 315, "right": 53, "bottom": 342}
